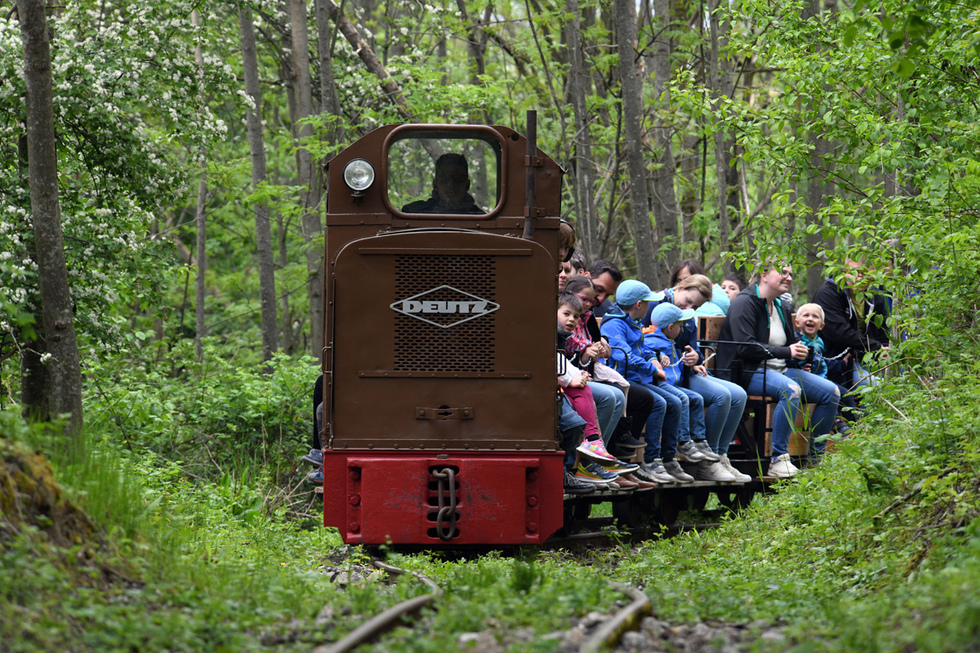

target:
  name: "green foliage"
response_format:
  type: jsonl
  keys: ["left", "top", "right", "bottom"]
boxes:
{"left": 604, "top": 349, "right": 980, "bottom": 651}
{"left": 85, "top": 343, "right": 318, "bottom": 486}
{"left": 0, "top": 424, "right": 344, "bottom": 652}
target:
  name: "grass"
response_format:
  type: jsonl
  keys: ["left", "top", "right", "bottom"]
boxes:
{"left": 3, "top": 349, "right": 980, "bottom": 652}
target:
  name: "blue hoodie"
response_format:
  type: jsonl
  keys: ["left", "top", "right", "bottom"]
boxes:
{"left": 796, "top": 332, "right": 829, "bottom": 378}
{"left": 643, "top": 328, "right": 684, "bottom": 385}
{"left": 599, "top": 306, "right": 663, "bottom": 385}
{"left": 641, "top": 288, "right": 703, "bottom": 365}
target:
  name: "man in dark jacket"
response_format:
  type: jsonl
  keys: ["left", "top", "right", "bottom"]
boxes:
{"left": 812, "top": 260, "right": 890, "bottom": 389}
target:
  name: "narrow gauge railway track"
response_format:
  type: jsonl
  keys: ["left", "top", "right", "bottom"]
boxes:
{"left": 544, "top": 515, "right": 725, "bottom": 550}
{"left": 315, "top": 557, "right": 656, "bottom": 653}
{"left": 315, "top": 559, "right": 441, "bottom": 653}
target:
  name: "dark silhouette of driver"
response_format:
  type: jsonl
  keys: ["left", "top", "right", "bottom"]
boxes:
{"left": 401, "top": 153, "right": 484, "bottom": 214}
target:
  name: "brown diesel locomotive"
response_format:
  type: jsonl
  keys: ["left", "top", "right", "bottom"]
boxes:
{"left": 318, "top": 120, "right": 567, "bottom": 546}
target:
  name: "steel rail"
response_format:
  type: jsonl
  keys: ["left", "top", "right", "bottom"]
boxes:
{"left": 316, "top": 559, "right": 442, "bottom": 653}
{"left": 579, "top": 581, "right": 652, "bottom": 653}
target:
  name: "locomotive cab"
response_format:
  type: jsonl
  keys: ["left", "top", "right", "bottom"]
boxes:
{"left": 319, "top": 124, "right": 565, "bottom": 546}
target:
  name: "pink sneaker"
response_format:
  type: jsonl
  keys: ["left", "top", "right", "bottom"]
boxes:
{"left": 575, "top": 437, "right": 618, "bottom": 462}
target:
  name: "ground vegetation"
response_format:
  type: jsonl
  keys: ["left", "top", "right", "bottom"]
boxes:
{"left": 2, "top": 0, "right": 980, "bottom": 650}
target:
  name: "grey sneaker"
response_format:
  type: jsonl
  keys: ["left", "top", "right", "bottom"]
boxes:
{"left": 719, "top": 454, "right": 753, "bottom": 482}
{"left": 693, "top": 440, "right": 721, "bottom": 462}
{"left": 675, "top": 440, "right": 706, "bottom": 463}
{"left": 564, "top": 470, "right": 595, "bottom": 495}
{"left": 635, "top": 459, "right": 675, "bottom": 484}
{"left": 663, "top": 460, "right": 694, "bottom": 483}
{"left": 695, "top": 459, "right": 737, "bottom": 482}
{"left": 302, "top": 448, "right": 323, "bottom": 467}
{"left": 768, "top": 453, "right": 799, "bottom": 479}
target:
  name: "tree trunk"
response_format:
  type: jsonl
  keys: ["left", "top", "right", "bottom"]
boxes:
{"left": 240, "top": 6, "right": 279, "bottom": 365}
{"left": 289, "top": 0, "right": 324, "bottom": 357}
{"left": 803, "top": 0, "right": 826, "bottom": 299}
{"left": 17, "top": 0, "right": 84, "bottom": 448}
{"left": 614, "top": 0, "right": 658, "bottom": 286}
{"left": 708, "top": 0, "right": 738, "bottom": 274}
{"left": 566, "top": 0, "right": 600, "bottom": 260}
{"left": 649, "top": 0, "right": 681, "bottom": 283}
{"left": 315, "top": 0, "right": 343, "bottom": 143}
{"left": 193, "top": 10, "right": 207, "bottom": 361}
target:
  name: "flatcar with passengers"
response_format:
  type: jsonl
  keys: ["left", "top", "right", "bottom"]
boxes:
{"left": 317, "top": 118, "right": 568, "bottom": 547}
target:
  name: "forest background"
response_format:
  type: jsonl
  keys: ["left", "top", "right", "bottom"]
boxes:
{"left": 2, "top": 0, "right": 980, "bottom": 650}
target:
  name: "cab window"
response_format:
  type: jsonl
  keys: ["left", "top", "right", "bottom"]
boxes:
{"left": 388, "top": 135, "right": 500, "bottom": 216}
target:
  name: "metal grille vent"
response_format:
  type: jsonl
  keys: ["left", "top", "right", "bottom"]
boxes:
{"left": 394, "top": 255, "right": 496, "bottom": 372}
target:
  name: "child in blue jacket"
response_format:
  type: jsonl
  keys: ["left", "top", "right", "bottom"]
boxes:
{"left": 646, "top": 303, "right": 735, "bottom": 481}
{"left": 600, "top": 280, "right": 698, "bottom": 484}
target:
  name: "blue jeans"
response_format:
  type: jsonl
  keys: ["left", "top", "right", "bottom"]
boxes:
{"left": 588, "top": 381, "right": 625, "bottom": 443}
{"left": 852, "top": 361, "right": 880, "bottom": 389}
{"left": 635, "top": 382, "right": 677, "bottom": 463}
{"left": 746, "top": 367, "right": 840, "bottom": 461}
{"left": 559, "top": 395, "right": 586, "bottom": 470}
{"left": 687, "top": 374, "right": 747, "bottom": 455}
{"left": 651, "top": 382, "right": 706, "bottom": 443}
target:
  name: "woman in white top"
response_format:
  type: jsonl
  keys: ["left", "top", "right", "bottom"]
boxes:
{"left": 716, "top": 264, "right": 840, "bottom": 478}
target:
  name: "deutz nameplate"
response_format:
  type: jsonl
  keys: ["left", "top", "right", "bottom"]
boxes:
{"left": 390, "top": 285, "right": 500, "bottom": 329}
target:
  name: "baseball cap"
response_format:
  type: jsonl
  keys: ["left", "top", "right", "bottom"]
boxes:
{"left": 649, "top": 302, "right": 695, "bottom": 327}
{"left": 615, "top": 280, "right": 665, "bottom": 306}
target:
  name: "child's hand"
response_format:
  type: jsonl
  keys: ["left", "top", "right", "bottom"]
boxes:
{"left": 693, "top": 364, "right": 708, "bottom": 376}
{"left": 569, "top": 374, "right": 589, "bottom": 388}
{"left": 583, "top": 342, "right": 604, "bottom": 362}
{"left": 660, "top": 354, "right": 670, "bottom": 367}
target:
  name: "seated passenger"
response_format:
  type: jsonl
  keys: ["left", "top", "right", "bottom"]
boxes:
{"left": 558, "top": 251, "right": 588, "bottom": 292}
{"left": 812, "top": 259, "right": 890, "bottom": 391}
{"left": 669, "top": 258, "right": 707, "bottom": 287}
{"left": 561, "top": 277, "right": 627, "bottom": 446}
{"left": 794, "top": 302, "right": 859, "bottom": 433}
{"left": 643, "top": 275, "right": 750, "bottom": 482}
{"left": 715, "top": 262, "right": 841, "bottom": 478}
{"left": 563, "top": 277, "right": 663, "bottom": 488}
{"left": 600, "top": 280, "right": 694, "bottom": 484}
{"left": 401, "top": 153, "right": 484, "bottom": 214}
{"left": 304, "top": 375, "right": 324, "bottom": 485}
{"left": 721, "top": 273, "right": 747, "bottom": 303}
{"left": 586, "top": 259, "right": 624, "bottom": 320}
{"left": 556, "top": 292, "right": 638, "bottom": 490}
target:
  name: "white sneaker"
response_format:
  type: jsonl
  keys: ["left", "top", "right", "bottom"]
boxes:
{"left": 768, "top": 453, "right": 799, "bottom": 478}
{"left": 719, "top": 454, "right": 753, "bottom": 482}
{"left": 695, "top": 459, "right": 737, "bottom": 482}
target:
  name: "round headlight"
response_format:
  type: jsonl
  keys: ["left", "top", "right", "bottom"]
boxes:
{"left": 343, "top": 158, "right": 375, "bottom": 192}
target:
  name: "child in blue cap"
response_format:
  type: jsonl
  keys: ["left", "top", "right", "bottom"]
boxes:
{"left": 646, "top": 303, "right": 738, "bottom": 482}
{"left": 600, "top": 280, "right": 694, "bottom": 484}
